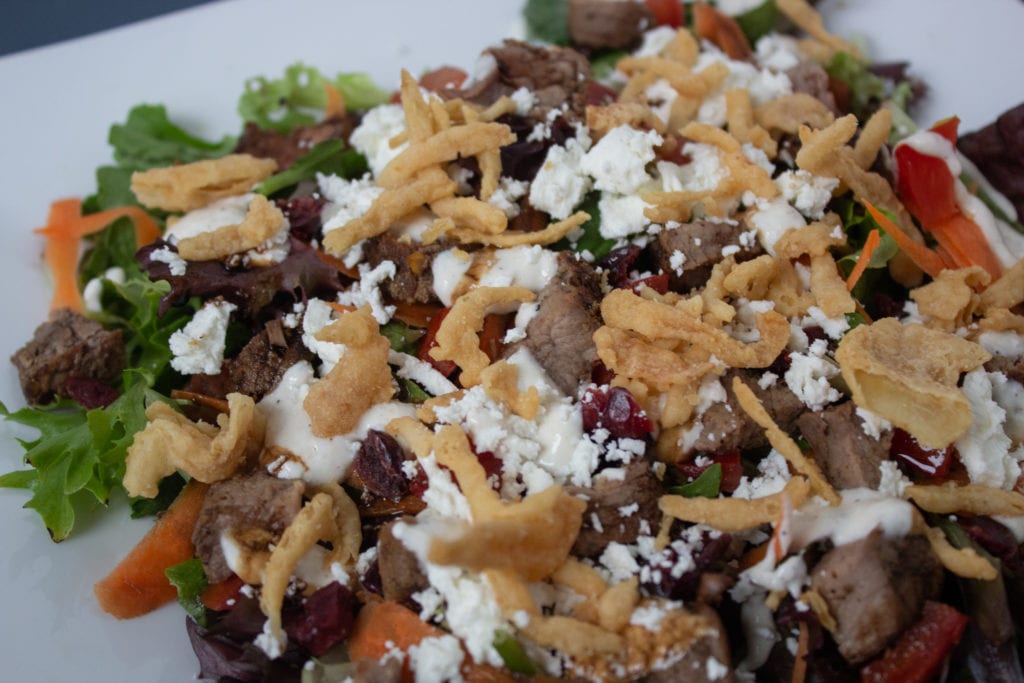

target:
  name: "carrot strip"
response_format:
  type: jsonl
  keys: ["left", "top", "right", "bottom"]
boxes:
{"left": 326, "top": 302, "right": 358, "bottom": 315}
{"left": 94, "top": 481, "right": 208, "bottom": 619}
{"left": 791, "top": 621, "right": 809, "bottom": 683}
{"left": 927, "top": 212, "right": 1003, "bottom": 279}
{"left": 845, "top": 229, "right": 881, "bottom": 291}
{"left": 323, "top": 82, "right": 346, "bottom": 119}
{"left": 862, "top": 200, "right": 946, "bottom": 278}
{"left": 201, "top": 574, "right": 244, "bottom": 611}
{"left": 314, "top": 249, "right": 359, "bottom": 279}
{"left": 348, "top": 601, "right": 516, "bottom": 683}
{"left": 34, "top": 199, "right": 162, "bottom": 312}
{"left": 393, "top": 300, "right": 443, "bottom": 328}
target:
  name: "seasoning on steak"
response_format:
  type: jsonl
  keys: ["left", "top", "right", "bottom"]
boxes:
{"left": 568, "top": 460, "right": 663, "bottom": 558}
{"left": 797, "top": 401, "right": 893, "bottom": 490}
{"left": 650, "top": 219, "right": 762, "bottom": 293}
{"left": 455, "top": 40, "right": 592, "bottom": 122}
{"left": 514, "top": 252, "right": 603, "bottom": 395}
{"left": 377, "top": 518, "right": 429, "bottom": 603}
{"left": 786, "top": 62, "right": 840, "bottom": 115}
{"left": 186, "top": 318, "right": 314, "bottom": 406}
{"left": 361, "top": 233, "right": 447, "bottom": 304}
{"left": 11, "top": 308, "right": 125, "bottom": 405}
{"left": 235, "top": 115, "right": 354, "bottom": 171}
{"left": 568, "top": 0, "right": 652, "bottom": 50}
{"left": 958, "top": 102, "right": 1024, "bottom": 224}
{"left": 810, "top": 530, "right": 942, "bottom": 664}
{"left": 193, "top": 471, "right": 305, "bottom": 583}
{"left": 690, "top": 369, "right": 803, "bottom": 454}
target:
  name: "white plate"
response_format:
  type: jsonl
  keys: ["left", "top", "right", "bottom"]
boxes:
{"left": 0, "top": 1, "right": 1020, "bottom": 680}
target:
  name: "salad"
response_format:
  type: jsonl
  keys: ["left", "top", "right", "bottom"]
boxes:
{"left": 3, "top": 1, "right": 1024, "bottom": 682}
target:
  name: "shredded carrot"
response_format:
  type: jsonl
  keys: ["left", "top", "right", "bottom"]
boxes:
{"left": 326, "top": 302, "right": 358, "bottom": 315}
{"left": 791, "top": 621, "right": 809, "bottom": 683}
{"left": 393, "top": 300, "right": 443, "bottom": 328}
{"left": 34, "top": 198, "right": 162, "bottom": 312}
{"left": 845, "top": 229, "right": 881, "bottom": 291}
{"left": 862, "top": 200, "right": 946, "bottom": 278}
{"left": 314, "top": 249, "right": 359, "bottom": 279}
{"left": 323, "top": 81, "right": 346, "bottom": 120}
{"left": 94, "top": 481, "right": 208, "bottom": 619}
{"left": 739, "top": 542, "right": 768, "bottom": 570}
{"left": 201, "top": 574, "right": 244, "bottom": 611}
{"left": 927, "top": 212, "right": 1003, "bottom": 279}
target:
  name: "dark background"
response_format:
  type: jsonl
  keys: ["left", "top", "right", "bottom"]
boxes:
{"left": 1, "top": 0, "right": 215, "bottom": 56}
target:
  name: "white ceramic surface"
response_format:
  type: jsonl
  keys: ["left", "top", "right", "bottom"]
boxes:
{"left": 0, "top": 1, "right": 1020, "bottom": 680}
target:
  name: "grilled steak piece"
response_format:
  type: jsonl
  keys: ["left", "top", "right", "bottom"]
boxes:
{"left": 568, "top": 460, "right": 663, "bottom": 558}
{"left": 568, "top": 0, "right": 652, "bottom": 50}
{"left": 810, "top": 530, "right": 942, "bottom": 664}
{"left": 797, "top": 401, "right": 893, "bottom": 490}
{"left": 378, "top": 518, "right": 429, "bottom": 603}
{"left": 362, "top": 233, "right": 447, "bottom": 304}
{"left": 691, "top": 370, "right": 803, "bottom": 454}
{"left": 235, "top": 115, "right": 354, "bottom": 171}
{"left": 651, "top": 220, "right": 761, "bottom": 293}
{"left": 786, "top": 62, "right": 840, "bottom": 115}
{"left": 11, "top": 308, "right": 125, "bottom": 405}
{"left": 193, "top": 472, "right": 305, "bottom": 583}
{"left": 517, "top": 252, "right": 603, "bottom": 395}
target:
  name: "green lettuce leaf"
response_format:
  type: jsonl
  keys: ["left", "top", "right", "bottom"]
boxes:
{"left": 108, "top": 104, "right": 237, "bottom": 172}
{"left": 0, "top": 380, "right": 172, "bottom": 541}
{"left": 670, "top": 463, "right": 722, "bottom": 499}
{"left": 256, "top": 139, "right": 369, "bottom": 197}
{"left": 166, "top": 558, "right": 209, "bottom": 625}
{"left": 563, "top": 191, "right": 616, "bottom": 260}
{"left": 734, "top": 1, "right": 779, "bottom": 44}
{"left": 523, "top": 0, "right": 569, "bottom": 45}
{"left": 238, "top": 64, "right": 389, "bottom": 134}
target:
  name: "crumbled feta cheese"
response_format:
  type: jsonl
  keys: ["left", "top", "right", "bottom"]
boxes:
{"left": 349, "top": 104, "right": 407, "bottom": 176}
{"left": 802, "top": 305, "right": 851, "bottom": 340}
{"left": 732, "top": 451, "right": 791, "bottom": 499}
{"left": 389, "top": 350, "right": 458, "bottom": 397}
{"left": 956, "top": 369, "right": 1021, "bottom": 489}
{"left": 318, "top": 173, "right": 384, "bottom": 234}
{"left": 487, "top": 176, "right": 529, "bottom": 218}
{"left": 990, "top": 371, "right": 1024, "bottom": 442}
{"left": 644, "top": 78, "right": 678, "bottom": 124}
{"left": 634, "top": 25, "right": 678, "bottom": 58}
{"left": 529, "top": 135, "right": 591, "bottom": 220}
{"left": 599, "top": 542, "right": 640, "bottom": 584}
{"left": 336, "top": 260, "right": 398, "bottom": 324}
{"left": 746, "top": 196, "right": 806, "bottom": 256}
{"left": 742, "top": 143, "right": 775, "bottom": 176}
{"left": 669, "top": 249, "right": 687, "bottom": 275}
{"left": 149, "top": 247, "right": 187, "bottom": 276}
{"left": 503, "top": 301, "right": 540, "bottom": 344}
{"left": 658, "top": 143, "right": 728, "bottom": 193}
{"left": 82, "top": 266, "right": 127, "bottom": 312}
{"left": 784, "top": 339, "right": 841, "bottom": 411}
{"left": 755, "top": 33, "right": 802, "bottom": 71}
{"left": 856, "top": 407, "right": 892, "bottom": 440}
{"left": 301, "top": 298, "right": 346, "bottom": 373}
{"left": 775, "top": 170, "right": 839, "bottom": 219}
{"left": 169, "top": 300, "right": 237, "bottom": 375}
{"left": 509, "top": 86, "right": 537, "bottom": 115}
{"left": 598, "top": 193, "right": 653, "bottom": 238}
{"left": 581, "top": 125, "right": 662, "bottom": 195}
{"left": 978, "top": 330, "right": 1024, "bottom": 358}
{"left": 758, "top": 372, "right": 779, "bottom": 389}
{"left": 877, "top": 460, "right": 911, "bottom": 497}
{"left": 479, "top": 246, "right": 560, "bottom": 291}
{"left": 408, "top": 635, "right": 466, "bottom": 683}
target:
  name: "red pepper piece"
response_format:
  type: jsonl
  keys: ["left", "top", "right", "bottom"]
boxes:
{"left": 860, "top": 601, "right": 969, "bottom": 683}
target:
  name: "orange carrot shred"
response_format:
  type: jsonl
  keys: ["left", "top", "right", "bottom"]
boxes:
{"left": 34, "top": 198, "right": 162, "bottom": 312}
{"left": 94, "top": 481, "right": 208, "bottom": 619}
{"left": 845, "top": 229, "right": 881, "bottom": 291}
{"left": 927, "top": 212, "right": 1003, "bottom": 279}
{"left": 323, "top": 82, "right": 346, "bottom": 119}
{"left": 862, "top": 200, "right": 946, "bottom": 278}
{"left": 791, "top": 621, "right": 810, "bottom": 683}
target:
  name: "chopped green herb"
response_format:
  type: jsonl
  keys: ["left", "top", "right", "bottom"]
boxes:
{"left": 670, "top": 463, "right": 722, "bottom": 499}
{"left": 165, "top": 558, "right": 209, "bottom": 625}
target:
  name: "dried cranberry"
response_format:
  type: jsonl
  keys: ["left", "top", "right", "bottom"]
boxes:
{"left": 803, "top": 325, "right": 828, "bottom": 346}
{"left": 768, "top": 350, "right": 791, "bottom": 376}
{"left": 629, "top": 273, "right": 670, "bottom": 295}
{"left": 958, "top": 515, "right": 1024, "bottom": 572}
{"left": 591, "top": 359, "right": 615, "bottom": 385}
{"left": 598, "top": 245, "right": 642, "bottom": 289}
{"left": 361, "top": 559, "right": 383, "bottom": 596}
{"left": 284, "top": 582, "right": 356, "bottom": 657}
{"left": 676, "top": 450, "right": 743, "bottom": 494}
{"left": 63, "top": 377, "right": 119, "bottom": 409}
{"left": 354, "top": 430, "right": 409, "bottom": 501}
{"left": 890, "top": 428, "right": 955, "bottom": 479}
{"left": 642, "top": 532, "right": 733, "bottom": 601}
{"left": 477, "top": 450, "right": 504, "bottom": 491}
{"left": 586, "top": 80, "right": 618, "bottom": 107}
{"left": 407, "top": 463, "right": 429, "bottom": 499}
{"left": 277, "top": 197, "right": 325, "bottom": 243}
{"left": 581, "top": 386, "right": 654, "bottom": 439}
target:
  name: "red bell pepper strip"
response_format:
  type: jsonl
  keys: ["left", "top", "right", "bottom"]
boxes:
{"left": 894, "top": 118, "right": 1003, "bottom": 279}
{"left": 860, "top": 601, "right": 969, "bottom": 683}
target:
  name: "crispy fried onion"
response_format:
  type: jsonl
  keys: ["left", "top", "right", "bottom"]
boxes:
{"left": 303, "top": 307, "right": 394, "bottom": 438}
{"left": 259, "top": 487, "right": 360, "bottom": 650}
{"left": 130, "top": 154, "right": 277, "bottom": 213}
{"left": 732, "top": 376, "right": 840, "bottom": 504}
{"left": 725, "top": 88, "right": 776, "bottom": 157}
{"left": 754, "top": 93, "right": 835, "bottom": 135}
{"left": 323, "top": 167, "right": 456, "bottom": 255}
{"left": 176, "top": 194, "right": 285, "bottom": 261}
{"left": 795, "top": 115, "right": 918, "bottom": 243}
{"left": 810, "top": 254, "right": 856, "bottom": 318}
{"left": 124, "top": 393, "right": 265, "bottom": 498}
{"left": 480, "top": 360, "right": 540, "bottom": 420}
{"left": 835, "top": 319, "right": 991, "bottom": 448}
{"left": 660, "top": 476, "right": 811, "bottom": 531}
{"left": 586, "top": 102, "right": 667, "bottom": 138}
{"left": 447, "top": 211, "right": 590, "bottom": 247}
{"left": 593, "top": 326, "right": 715, "bottom": 392}
{"left": 906, "top": 483, "right": 1024, "bottom": 517}
{"left": 910, "top": 266, "right": 990, "bottom": 332}
{"left": 376, "top": 121, "right": 515, "bottom": 189}
{"left": 776, "top": 0, "right": 861, "bottom": 57}
{"left": 429, "top": 286, "right": 536, "bottom": 387}
{"left": 421, "top": 424, "right": 585, "bottom": 581}
{"left": 601, "top": 288, "right": 789, "bottom": 369}
{"left": 923, "top": 525, "right": 998, "bottom": 581}
{"left": 980, "top": 257, "right": 1024, "bottom": 312}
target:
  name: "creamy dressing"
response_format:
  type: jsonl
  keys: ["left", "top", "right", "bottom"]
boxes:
{"left": 259, "top": 362, "right": 416, "bottom": 485}
{"left": 431, "top": 248, "right": 474, "bottom": 306}
{"left": 788, "top": 489, "right": 915, "bottom": 550}
{"left": 478, "top": 246, "right": 559, "bottom": 291}
{"left": 164, "top": 194, "right": 252, "bottom": 242}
